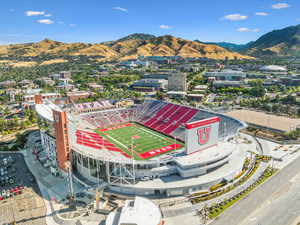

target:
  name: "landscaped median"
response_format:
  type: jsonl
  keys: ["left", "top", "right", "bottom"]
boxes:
{"left": 190, "top": 156, "right": 262, "bottom": 204}
{"left": 205, "top": 166, "right": 277, "bottom": 219}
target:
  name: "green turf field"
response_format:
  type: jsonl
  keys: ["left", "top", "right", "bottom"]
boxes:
{"left": 96, "top": 123, "right": 184, "bottom": 160}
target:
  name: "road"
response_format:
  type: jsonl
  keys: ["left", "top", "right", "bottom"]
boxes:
{"left": 162, "top": 161, "right": 268, "bottom": 218}
{"left": 211, "top": 154, "right": 300, "bottom": 225}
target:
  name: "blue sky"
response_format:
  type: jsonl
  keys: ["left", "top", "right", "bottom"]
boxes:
{"left": 0, "top": 0, "right": 299, "bottom": 44}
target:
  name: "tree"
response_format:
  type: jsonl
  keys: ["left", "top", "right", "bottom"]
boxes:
{"left": 284, "top": 95, "right": 296, "bottom": 104}
{"left": 284, "top": 130, "right": 300, "bottom": 140}
{"left": 250, "top": 86, "right": 266, "bottom": 97}
{"left": 15, "top": 132, "right": 26, "bottom": 149}
{"left": 3, "top": 107, "right": 10, "bottom": 116}
{"left": 156, "top": 91, "right": 164, "bottom": 100}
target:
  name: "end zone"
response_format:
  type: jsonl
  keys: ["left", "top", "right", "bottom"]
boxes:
{"left": 140, "top": 143, "right": 182, "bottom": 159}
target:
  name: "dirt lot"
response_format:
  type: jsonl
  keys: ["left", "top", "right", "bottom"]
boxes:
{"left": 226, "top": 110, "right": 300, "bottom": 133}
{"left": 0, "top": 188, "right": 46, "bottom": 225}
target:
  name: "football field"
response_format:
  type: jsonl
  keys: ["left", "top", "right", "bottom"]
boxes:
{"left": 96, "top": 123, "right": 184, "bottom": 160}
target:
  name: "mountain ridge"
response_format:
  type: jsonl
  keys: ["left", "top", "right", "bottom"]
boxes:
{"left": 200, "top": 41, "right": 253, "bottom": 52}
{"left": 0, "top": 34, "right": 253, "bottom": 60}
{"left": 244, "top": 24, "right": 300, "bottom": 57}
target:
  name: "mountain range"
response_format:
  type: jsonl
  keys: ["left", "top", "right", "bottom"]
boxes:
{"left": 1, "top": 24, "right": 300, "bottom": 62}
{"left": 244, "top": 24, "right": 300, "bottom": 57}
{"left": 0, "top": 34, "right": 252, "bottom": 61}
{"left": 210, "top": 24, "right": 300, "bottom": 57}
{"left": 202, "top": 42, "right": 253, "bottom": 52}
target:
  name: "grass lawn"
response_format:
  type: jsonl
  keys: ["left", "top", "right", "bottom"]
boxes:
{"left": 96, "top": 122, "right": 184, "bottom": 160}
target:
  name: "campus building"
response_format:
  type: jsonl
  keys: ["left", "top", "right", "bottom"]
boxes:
{"left": 132, "top": 79, "right": 168, "bottom": 91}
{"left": 168, "top": 72, "right": 187, "bottom": 92}
{"left": 204, "top": 70, "right": 246, "bottom": 81}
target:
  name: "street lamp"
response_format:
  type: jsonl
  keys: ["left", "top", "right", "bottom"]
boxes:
{"left": 65, "top": 161, "right": 76, "bottom": 210}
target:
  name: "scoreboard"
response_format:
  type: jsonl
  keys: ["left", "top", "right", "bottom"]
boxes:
{"left": 185, "top": 117, "right": 220, "bottom": 154}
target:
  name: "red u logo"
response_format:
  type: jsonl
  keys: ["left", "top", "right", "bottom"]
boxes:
{"left": 197, "top": 126, "right": 211, "bottom": 145}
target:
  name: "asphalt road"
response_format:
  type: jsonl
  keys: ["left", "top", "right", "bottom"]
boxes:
{"left": 211, "top": 155, "right": 300, "bottom": 225}
{"left": 162, "top": 159, "right": 269, "bottom": 219}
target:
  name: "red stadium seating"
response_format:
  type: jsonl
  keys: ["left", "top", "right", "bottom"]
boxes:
{"left": 76, "top": 130, "right": 122, "bottom": 152}
{"left": 163, "top": 108, "right": 198, "bottom": 133}
{"left": 142, "top": 104, "right": 198, "bottom": 135}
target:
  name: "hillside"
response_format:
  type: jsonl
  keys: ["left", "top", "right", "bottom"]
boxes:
{"left": 201, "top": 41, "right": 253, "bottom": 52}
{"left": 103, "top": 33, "right": 156, "bottom": 46}
{"left": 0, "top": 34, "right": 253, "bottom": 60}
{"left": 244, "top": 24, "right": 300, "bottom": 57}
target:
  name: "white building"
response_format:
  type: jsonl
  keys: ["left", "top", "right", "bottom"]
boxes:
{"left": 259, "top": 65, "right": 287, "bottom": 75}
{"left": 204, "top": 69, "right": 246, "bottom": 81}
{"left": 106, "top": 197, "right": 163, "bottom": 225}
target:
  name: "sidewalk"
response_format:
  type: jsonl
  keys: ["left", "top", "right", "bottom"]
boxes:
{"left": 23, "top": 133, "right": 84, "bottom": 200}
{"left": 22, "top": 132, "right": 85, "bottom": 225}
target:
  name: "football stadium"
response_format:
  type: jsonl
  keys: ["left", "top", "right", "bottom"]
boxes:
{"left": 35, "top": 97, "right": 248, "bottom": 197}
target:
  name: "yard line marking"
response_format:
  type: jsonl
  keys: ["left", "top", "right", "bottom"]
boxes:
{"left": 101, "top": 133, "right": 127, "bottom": 148}
{"left": 138, "top": 126, "right": 171, "bottom": 142}
{"left": 103, "top": 133, "right": 141, "bottom": 158}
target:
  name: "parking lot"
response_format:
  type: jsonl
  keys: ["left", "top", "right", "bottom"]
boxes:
{"left": 0, "top": 153, "right": 46, "bottom": 225}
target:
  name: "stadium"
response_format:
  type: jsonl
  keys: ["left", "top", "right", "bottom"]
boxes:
{"left": 35, "top": 97, "right": 247, "bottom": 197}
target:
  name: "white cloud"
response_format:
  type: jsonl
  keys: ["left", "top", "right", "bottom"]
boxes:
{"left": 272, "top": 3, "right": 290, "bottom": 9}
{"left": 222, "top": 14, "right": 248, "bottom": 21}
{"left": 237, "top": 27, "right": 251, "bottom": 32}
{"left": 113, "top": 7, "right": 128, "bottom": 13}
{"left": 37, "top": 19, "right": 54, "bottom": 24}
{"left": 44, "top": 14, "right": 52, "bottom": 17}
{"left": 25, "top": 10, "right": 45, "bottom": 16}
{"left": 159, "top": 25, "right": 172, "bottom": 29}
{"left": 237, "top": 27, "right": 260, "bottom": 32}
{"left": 255, "top": 12, "right": 268, "bottom": 16}
{"left": 69, "top": 24, "right": 76, "bottom": 27}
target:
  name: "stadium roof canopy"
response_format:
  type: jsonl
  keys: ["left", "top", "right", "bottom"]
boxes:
{"left": 35, "top": 102, "right": 62, "bottom": 122}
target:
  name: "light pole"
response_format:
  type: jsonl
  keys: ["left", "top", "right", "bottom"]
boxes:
{"left": 65, "top": 161, "right": 76, "bottom": 210}
{"left": 131, "top": 136, "right": 135, "bottom": 184}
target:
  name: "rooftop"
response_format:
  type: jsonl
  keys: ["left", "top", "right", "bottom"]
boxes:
{"left": 122, "top": 144, "right": 245, "bottom": 189}
{"left": 259, "top": 65, "right": 287, "bottom": 72}
{"left": 106, "top": 197, "right": 162, "bottom": 225}
{"left": 35, "top": 102, "right": 62, "bottom": 122}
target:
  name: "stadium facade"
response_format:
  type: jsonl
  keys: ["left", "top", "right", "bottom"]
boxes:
{"left": 35, "top": 96, "right": 247, "bottom": 197}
